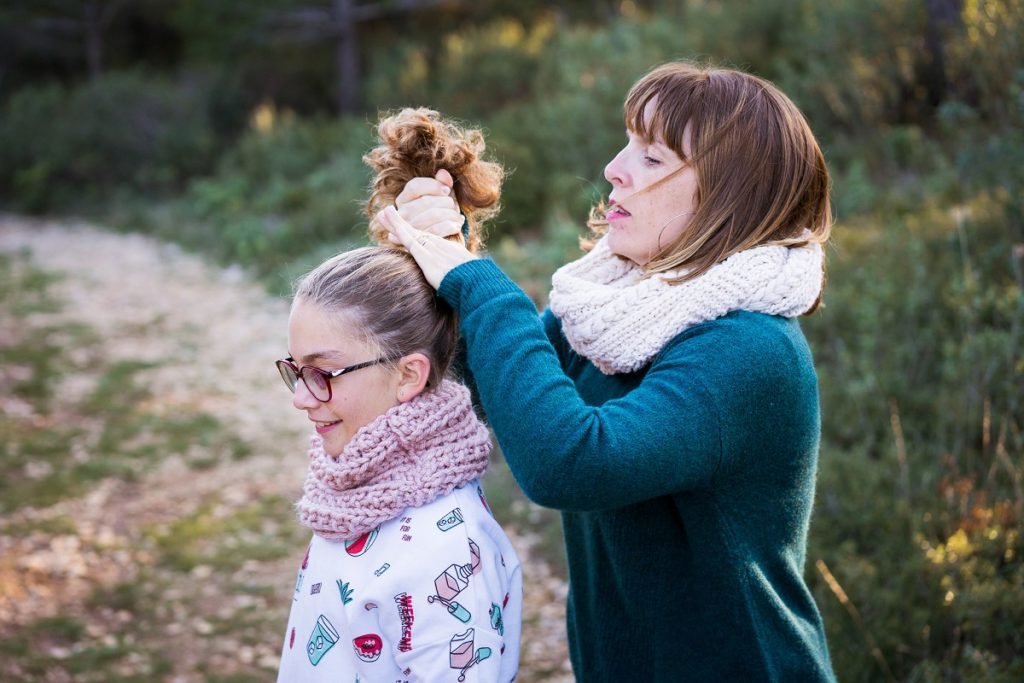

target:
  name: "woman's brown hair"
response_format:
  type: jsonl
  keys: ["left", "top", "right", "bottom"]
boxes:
{"left": 589, "top": 62, "right": 832, "bottom": 309}
{"left": 364, "top": 107, "right": 504, "bottom": 253}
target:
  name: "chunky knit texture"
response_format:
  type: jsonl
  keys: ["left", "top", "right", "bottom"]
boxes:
{"left": 549, "top": 235, "right": 824, "bottom": 374}
{"left": 296, "top": 379, "right": 491, "bottom": 541}
{"left": 439, "top": 259, "right": 835, "bottom": 682}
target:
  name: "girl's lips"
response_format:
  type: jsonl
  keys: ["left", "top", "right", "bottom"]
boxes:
{"left": 315, "top": 420, "right": 341, "bottom": 435}
{"left": 606, "top": 207, "right": 631, "bottom": 221}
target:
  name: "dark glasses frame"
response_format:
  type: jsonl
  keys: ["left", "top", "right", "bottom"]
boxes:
{"left": 276, "top": 356, "right": 390, "bottom": 402}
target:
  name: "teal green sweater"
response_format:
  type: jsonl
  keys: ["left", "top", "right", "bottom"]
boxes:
{"left": 439, "top": 259, "right": 835, "bottom": 682}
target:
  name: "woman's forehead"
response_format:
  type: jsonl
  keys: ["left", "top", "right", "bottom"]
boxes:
{"left": 628, "top": 95, "right": 693, "bottom": 151}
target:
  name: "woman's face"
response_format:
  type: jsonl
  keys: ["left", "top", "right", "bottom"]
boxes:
{"left": 603, "top": 99, "right": 698, "bottom": 266}
{"left": 287, "top": 300, "right": 402, "bottom": 457}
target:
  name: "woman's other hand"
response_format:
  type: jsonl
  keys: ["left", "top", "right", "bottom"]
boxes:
{"left": 394, "top": 169, "right": 463, "bottom": 238}
{"left": 376, "top": 205, "right": 476, "bottom": 290}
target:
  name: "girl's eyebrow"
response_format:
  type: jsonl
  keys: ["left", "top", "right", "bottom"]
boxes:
{"left": 297, "top": 350, "right": 347, "bottom": 365}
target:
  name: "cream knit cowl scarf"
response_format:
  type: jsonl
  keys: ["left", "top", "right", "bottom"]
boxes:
{"left": 296, "top": 379, "right": 491, "bottom": 541}
{"left": 548, "top": 235, "right": 824, "bottom": 375}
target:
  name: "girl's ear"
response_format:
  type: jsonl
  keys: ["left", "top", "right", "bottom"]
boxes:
{"left": 395, "top": 353, "right": 431, "bottom": 403}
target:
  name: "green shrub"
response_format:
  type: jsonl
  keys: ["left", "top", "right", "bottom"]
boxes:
{"left": 0, "top": 71, "right": 223, "bottom": 211}
{"left": 165, "top": 114, "right": 374, "bottom": 278}
{"left": 805, "top": 185, "right": 1023, "bottom": 681}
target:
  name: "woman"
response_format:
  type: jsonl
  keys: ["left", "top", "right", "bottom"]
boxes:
{"left": 376, "top": 62, "right": 835, "bottom": 681}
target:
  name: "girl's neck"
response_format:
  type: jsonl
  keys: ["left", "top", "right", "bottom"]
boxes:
{"left": 295, "top": 380, "right": 491, "bottom": 541}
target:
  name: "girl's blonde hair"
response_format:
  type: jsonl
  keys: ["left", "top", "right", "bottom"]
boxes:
{"left": 364, "top": 107, "right": 504, "bottom": 253}
{"left": 294, "top": 246, "right": 458, "bottom": 389}
{"left": 589, "top": 62, "right": 832, "bottom": 310}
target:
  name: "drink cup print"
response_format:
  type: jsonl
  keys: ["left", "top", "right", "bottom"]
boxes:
{"left": 306, "top": 614, "right": 340, "bottom": 666}
{"left": 437, "top": 507, "right": 464, "bottom": 532}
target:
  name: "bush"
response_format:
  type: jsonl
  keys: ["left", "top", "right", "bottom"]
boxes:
{"left": 163, "top": 113, "right": 375, "bottom": 280}
{"left": 0, "top": 71, "right": 224, "bottom": 211}
{"left": 805, "top": 186, "right": 1024, "bottom": 681}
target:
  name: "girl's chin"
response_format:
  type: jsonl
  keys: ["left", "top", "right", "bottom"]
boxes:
{"left": 322, "top": 435, "right": 350, "bottom": 458}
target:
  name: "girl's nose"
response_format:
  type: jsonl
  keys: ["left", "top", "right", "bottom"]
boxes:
{"left": 604, "top": 148, "right": 629, "bottom": 188}
{"left": 292, "top": 380, "right": 320, "bottom": 410}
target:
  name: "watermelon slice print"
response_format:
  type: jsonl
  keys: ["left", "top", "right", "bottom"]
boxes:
{"left": 345, "top": 526, "right": 380, "bottom": 557}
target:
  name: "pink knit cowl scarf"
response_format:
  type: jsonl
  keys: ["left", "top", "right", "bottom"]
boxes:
{"left": 296, "top": 379, "right": 491, "bottom": 541}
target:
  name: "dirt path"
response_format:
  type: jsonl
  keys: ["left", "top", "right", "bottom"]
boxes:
{"left": 0, "top": 217, "right": 572, "bottom": 682}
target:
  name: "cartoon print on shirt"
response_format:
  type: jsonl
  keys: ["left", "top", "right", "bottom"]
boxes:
{"left": 428, "top": 564, "right": 473, "bottom": 622}
{"left": 437, "top": 507, "right": 464, "bottom": 532}
{"left": 428, "top": 538, "right": 483, "bottom": 623}
{"left": 399, "top": 515, "right": 413, "bottom": 542}
{"left": 352, "top": 633, "right": 383, "bottom": 662}
{"left": 450, "top": 628, "right": 492, "bottom": 682}
{"left": 344, "top": 526, "right": 380, "bottom": 557}
{"left": 476, "top": 485, "right": 492, "bottom": 516}
{"left": 394, "top": 592, "right": 415, "bottom": 652}
{"left": 294, "top": 541, "right": 311, "bottom": 602}
{"left": 306, "top": 614, "right": 340, "bottom": 666}
{"left": 337, "top": 579, "right": 354, "bottom": 605}
{"left": 489, "top": 603, "right": 504, "bottom": 636}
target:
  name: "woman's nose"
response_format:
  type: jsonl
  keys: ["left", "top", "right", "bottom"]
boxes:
{"left": 604, "top": 148, "right": 629, "bottom": 188}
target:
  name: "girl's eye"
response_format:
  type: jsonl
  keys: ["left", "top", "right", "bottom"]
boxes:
{"left": 643, "top": 155, "right": 662, "bottom": 167}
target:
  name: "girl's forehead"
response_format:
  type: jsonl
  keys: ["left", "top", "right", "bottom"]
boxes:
{"left": 288, "top": 300, "right": 370, "bottom": 355}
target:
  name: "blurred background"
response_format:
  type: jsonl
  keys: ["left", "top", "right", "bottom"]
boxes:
{"left": 1, "top": 1, "right": 1022, "bottom": 681}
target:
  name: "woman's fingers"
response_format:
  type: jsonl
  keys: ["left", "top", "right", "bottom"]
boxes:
{"left": 397, "top": 197, "right": 463, "bottom": 236}
{"left": 395, "top": 170, "right": 461, "bottom": 237}
{"left": 396, "top": 175, "right": 454, "bottom": 207}
{"left": 376, "top": 206, "right": 475, "bottom": 289}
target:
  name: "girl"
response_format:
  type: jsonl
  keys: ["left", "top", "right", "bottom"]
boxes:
{"left": 275, "top": 109, "right": 520, "bottom": 683}
{"left": 380, "top": 62, "right": 836, "bottom": 681}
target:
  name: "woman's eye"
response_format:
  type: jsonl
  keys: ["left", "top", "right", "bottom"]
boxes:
{"left": 643, "top": 155, "right": 662, "bottom": 166}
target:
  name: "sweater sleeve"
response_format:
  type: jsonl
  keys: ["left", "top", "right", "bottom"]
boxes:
{"left": 438, "top": 259, "right": 724, "bottom": 512}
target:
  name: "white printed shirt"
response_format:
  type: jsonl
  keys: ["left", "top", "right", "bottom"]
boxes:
{"left": 276, "top": 481, "right": 522, "bottom": 683}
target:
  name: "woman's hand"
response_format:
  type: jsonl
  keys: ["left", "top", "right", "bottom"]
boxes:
{"left": 376, "top": 205, "right": 476, "bottom": 289}
{"left": 394, "top": 169, "right": 463, "bottom": 238}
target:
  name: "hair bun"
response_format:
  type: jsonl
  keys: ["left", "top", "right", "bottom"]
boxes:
{"left": 364, "top": 108, "right": 504, "bottom": 253}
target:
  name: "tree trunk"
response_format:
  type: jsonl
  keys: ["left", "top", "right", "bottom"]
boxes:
{"left": 923, "top": 0, "right": 963, "bottom": 107}
{"left": 84, "top": 0, "right": 104, "bottom": 79}
{"left": 334, "top": 0, "right": 359, "bottom": 114}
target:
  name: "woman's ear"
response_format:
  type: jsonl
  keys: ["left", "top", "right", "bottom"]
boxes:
{"left": 395, "top": 353, "right": 431, "bottom": 403}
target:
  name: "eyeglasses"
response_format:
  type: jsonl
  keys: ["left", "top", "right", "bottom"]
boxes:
{"left": 275, "top": 356, "right": 389, "bottom": 402}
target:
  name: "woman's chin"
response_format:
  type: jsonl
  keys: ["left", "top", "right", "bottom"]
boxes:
{"left": 606, "top": 230, "right": 642, "bottom": 266}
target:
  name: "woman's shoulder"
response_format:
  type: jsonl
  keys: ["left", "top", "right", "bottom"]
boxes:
{"left": 655, "top": 311, "right": 816, "bottom": 387}
{"left": 664, "top": 310, "right": 811, "bottom": 356}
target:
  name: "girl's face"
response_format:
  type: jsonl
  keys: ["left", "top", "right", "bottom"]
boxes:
{"left": 603, "top": 99, "right": 699, "bottom": 266}
{"left": 287, "top": 300, "right": 403, "bottom": 457}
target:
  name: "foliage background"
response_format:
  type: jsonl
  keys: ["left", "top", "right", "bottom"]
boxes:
{"left": 2, "top": 0, "right": 1023, "bottom": 681}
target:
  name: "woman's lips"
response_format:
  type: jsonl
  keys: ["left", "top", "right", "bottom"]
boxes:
{"left": 606, "top": 201, "right": 631, "bottom": 221}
